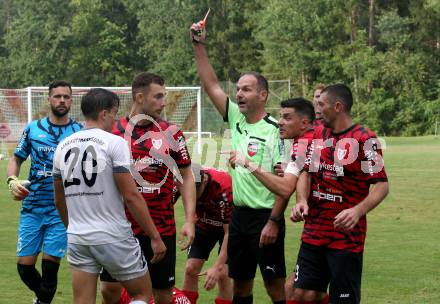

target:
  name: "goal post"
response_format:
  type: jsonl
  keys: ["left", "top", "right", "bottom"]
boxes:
{"left": 0, "top": 85, "right": 203, "bottom": 156}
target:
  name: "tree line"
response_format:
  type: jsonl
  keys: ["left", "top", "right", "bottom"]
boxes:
{"left": 0, "top": 0, "right": 438, "bottom": 135}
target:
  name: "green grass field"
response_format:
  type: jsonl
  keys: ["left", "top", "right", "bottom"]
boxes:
{"left": 0, "top": 136, "right": 439, "bottom": 303}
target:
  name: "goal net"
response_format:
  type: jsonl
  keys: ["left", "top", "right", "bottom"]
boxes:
{"left": 0, "top": 86, "right": 203, "bottom": 157}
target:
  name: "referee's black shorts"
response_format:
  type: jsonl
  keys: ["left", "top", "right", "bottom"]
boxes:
{"left": 227, "top": 206, "right": 286, "bottom": 281}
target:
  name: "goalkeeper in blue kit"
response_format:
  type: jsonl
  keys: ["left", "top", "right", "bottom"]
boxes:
{"left": 6, "top": 80, "right": 82, "bottom": 304}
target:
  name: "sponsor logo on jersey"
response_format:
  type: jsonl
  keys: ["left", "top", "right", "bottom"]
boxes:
{"left": 247, "top": 141, "right": 259, "bottom": 157}
{"left": 37, "top": 165, "right": 53, "bottom": 177}
{"left": 312, "top": 190, "right": 343, "bottom": 202}
{"left": 177, "top": 135, "right": 189, "bottom": 160}
{"left": 16, "top": 133, "right": 27, "bottom": 151}
{"left": 219, "top": 199, "right": 227, "bottom": 220}
{"left": 132, "top": 157, "right": 164, "bottom": 166}
{"left": 323, "top": 171, "right": 337, "bottom": 180}
{"left": 199, "top": 217, "right": 223, "bottom": 227}
{"left": 38, "top": 146, "right": 56, "bottom": 152}
{"left": 137, "top": 186, "right": 161, "bottom": 194}
{"left": 319, "top": 161, "right": 344, "bottom": 176}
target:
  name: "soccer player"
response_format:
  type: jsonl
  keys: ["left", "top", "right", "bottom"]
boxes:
{"left": 179, "top": 164, "right": 234, "bottom": 304}
{"left": 228, "top": 98, "right": 315, "bottom": 199}
{"left": 312, "top": 84, "right": 325, "bottom": 127}
{"left": 6, "top": 80, "right": 82, "bottom": 304}
{"left": 190, "top": 22, "right": 287, "bottom": 304}
{"left": 288, "top": 84, "right": 389, "bottom": 304}
{"left": 53, "top": 88, "right": 166, "bottom": 304}
{"left": 225, "top": 98, "right": 316, "bottom": 302}
{"left": 100, "top": 72, "right": 197, "bottom": 304}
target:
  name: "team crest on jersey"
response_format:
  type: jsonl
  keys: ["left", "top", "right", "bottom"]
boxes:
{"left": 247, "top": 141, "right": 259, "bottom": 157}
{"left": 152, "top": 138, "right": 163, "bottom": 150}
{"left": 337, "top": 148, "right": 347, "bottom": 160}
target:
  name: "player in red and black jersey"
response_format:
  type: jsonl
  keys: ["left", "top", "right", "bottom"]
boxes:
{"left": 312, "top": 84, "right": 325, "bottom": 129}
{"left": 175, "top": 164, "right": 234, "bottom": 304}
{"left": 290, "top": 84, "right": 389, "bottom": 304}
{"left": 112, "top": 115, "right": 191, "bottom": 237}
{"left": 100, "top": 72, "right": 196, "bottom": 304}
{"left": 226, "top": 98, "right": 319, "bottom": 303}
{"left": 230, "top": 98, "right": 315, "bottom": 200}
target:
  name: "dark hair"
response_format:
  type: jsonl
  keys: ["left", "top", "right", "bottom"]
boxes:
{"left": 280, "top": 98, "right": 315, "bottom": 122}
{"left": 239, "top": 72, "right": 269, "bottom": 93}
{"left": 48, "top": 80, "right": 72, "bottom": 96}
{"left": 132, "top": 72, "right": 165, "bottom": 99}
{"left": 191, "top": 163, "right": 204, "bottom": 185}
{"left": 81, "top": 88, "right": 120, "bottom": 120}
{"left": 321, "top": 84, "right": 353, "bottom": 113}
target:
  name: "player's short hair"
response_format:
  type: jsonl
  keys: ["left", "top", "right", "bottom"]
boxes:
{"left": 280, "top": 98, "right": 315, "bottom": 122}
{"left": 314, "top": 83, "right": 326, "bottom": 92}
{"left": 191, "top": 163, "right": 205, "bottom": 185}
{"left": 132, "top": 72, "right": 165, "bottom": 99}
{"left": 322, "top": 84, "right": 353, "bottom": 113}
{"left": 48, "top": 80, "right": 72, "bottom": 96}
{"left": 239, "top": 72, "right": 269, "bottom": 93}
{"left": 81, "top": 88, "right": 120, "bottom": 120}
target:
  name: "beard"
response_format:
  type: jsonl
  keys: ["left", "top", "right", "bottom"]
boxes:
{"left": 322, "top": 118, "right": 332, "bottom": 128}
{"left": 50, "top": 104, "right": 70, "bottom": 117}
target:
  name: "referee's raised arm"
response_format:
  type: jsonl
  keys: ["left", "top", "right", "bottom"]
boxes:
{"left": 190, "top": 21, "right": 227, "bottom": 118}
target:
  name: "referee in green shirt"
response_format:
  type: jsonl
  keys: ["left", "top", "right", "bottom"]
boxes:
{"left": 190, "top": 21, "right": 288, "bottom": 304}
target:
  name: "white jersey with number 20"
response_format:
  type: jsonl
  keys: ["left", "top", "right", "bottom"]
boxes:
{"left": 53, "top": 128, "right": 133, "bottom": 245}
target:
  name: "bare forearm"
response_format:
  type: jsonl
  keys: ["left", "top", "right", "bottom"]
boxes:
{"left": 56, "top": 200, "right": 68, "bottom": 228}
{"left": 296, "top": 171, "right": 311, "bottom": 203}
{"left": 7, "top": 156, "right": 23, "bottom": 177}
{"left": 193, "top": 45, "right": 219, "bottom": 91}
{"left": 271, "top": 195, "right": 288, "bottom": 218}
{"left": 53, "top": 180, "right": 68, "bottom": 227}
{"left": 126, "top": 195, "right": 160, "bottom": 239}
{"left": 214, "top": 227, "right": 229, "bottom": 267}
{"left": 356, "top": 182, "right": 389, "bottom": 216}
{"left": 180, "top": 167, "right": 197, "bottom": 222}
{"left": 250, "top": 164, "right": 296, "bottom": 199}
{"left": 181, "top": 181, "right": 196, "bottom": 223}
{"left": 193, "top": 45, "right": 227, "bottom": 116}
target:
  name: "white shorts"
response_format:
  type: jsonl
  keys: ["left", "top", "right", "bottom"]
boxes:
{"left": 68, "top": 236, "right": 148, "bottom": 282}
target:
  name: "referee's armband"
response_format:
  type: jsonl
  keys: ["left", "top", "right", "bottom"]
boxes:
{"left": 284, "top": 161, "right": 300, "bottom": 177}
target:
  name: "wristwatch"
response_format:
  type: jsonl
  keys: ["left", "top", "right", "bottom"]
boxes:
{"left": 269, "top": 215, "right": 283, "bottom": 224}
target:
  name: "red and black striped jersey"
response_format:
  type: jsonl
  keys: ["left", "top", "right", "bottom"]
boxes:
{"left": 313, "top": 119, "right": 323, "bottom": 128}
{"left": 290, "top": 128, "right": 315, "bottom": 162}
{"left": 113, "top": 117, "right": 191, "bottom": 236}
{"left": 174, "top": 168, "right": 234, "bottom": 233}
{"left": 196, "top": 168, "right": 234, "bottom": 232}
{"left": 303, "top": 124, "right": 387, "bottom": 252}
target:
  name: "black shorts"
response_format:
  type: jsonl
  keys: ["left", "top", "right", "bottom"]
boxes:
{"left": 100, "top": 234, "right": 176, "bottom": 289}
{"left": 293, "top": 242, "right": 363, "bottom": 304}
{"left": 188, "top": 227, "right": 225, "bottom": 260}
{"left": 227, "top": 206, "right": 286, "bottom": 281}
